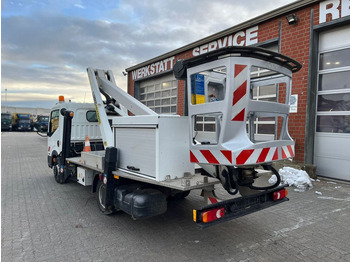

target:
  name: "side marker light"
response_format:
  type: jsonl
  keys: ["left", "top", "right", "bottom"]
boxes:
{"left": 193, "top": 210, "right": 197, "bottom": 222}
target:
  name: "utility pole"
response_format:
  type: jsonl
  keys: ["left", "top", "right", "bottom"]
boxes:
{"left": 5, "top": 89, "right": 8, "bottom": 113}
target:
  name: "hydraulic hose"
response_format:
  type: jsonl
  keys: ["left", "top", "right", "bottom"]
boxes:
{"left": 221, "top": 167, "right": 239, "bottom": 195}
{"left": 247, "top": 165, "right": 281, "bottom": 190}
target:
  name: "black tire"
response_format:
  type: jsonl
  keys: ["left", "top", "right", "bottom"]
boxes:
{"left": 181, "top": 190, "right": 191, "bottom": 198}
{"left": 53, "top": 160, "right": 68, "bottom": 184}
{"left": 96, "top": 179, "right": 116, "bottom": 215}
{"left": 168, "top": 190, "right": 191, "bottom": 201}
{"left": 53, "top": 164, "right": 58, "bottom": 180}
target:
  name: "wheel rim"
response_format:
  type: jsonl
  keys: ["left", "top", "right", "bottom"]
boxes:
{"left": 98, "top": 183, "right": 106, "bottom": 209}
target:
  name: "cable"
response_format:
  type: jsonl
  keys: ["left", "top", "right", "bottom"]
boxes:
{"left": 36, "top": 131, "right": 47, "bottom": 137}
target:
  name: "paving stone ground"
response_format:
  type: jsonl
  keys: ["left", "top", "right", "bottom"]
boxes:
{"left": 1, "top": 132, "right": 350, "bottom": 262}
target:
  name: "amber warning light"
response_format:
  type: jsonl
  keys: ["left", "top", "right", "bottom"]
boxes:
{"left": 59, "top": 96, "right": 65, "bottom": 102}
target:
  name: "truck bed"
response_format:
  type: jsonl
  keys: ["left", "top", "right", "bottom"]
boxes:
{"left": 67, "top": 154, "right": 220, "bottom": 191}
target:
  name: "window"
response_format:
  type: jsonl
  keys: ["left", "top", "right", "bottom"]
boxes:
{"left": 193, "top": 113, "right": 222, "bottom": 145}
{"left": 49, "top": 109, "right": 59, "bottom": 135}
{"left": 249, "top": 70, "right": 278, "bottom": 140}
{"left": 86, "top": 111, "right": 98, "bottom": 122}
{"left": 189, "top": 67, "right": 226, "bottom": 134}
{"left": 316, "top": 47, "right": 350, "bottom": 133}
{"left": 139, "top": 75, "right": 178, "bottom": 114}
{"left": 1, "top": 113, "right": 11, "bottom": 120}
{"left": 249, "top": 44, "right": 279, "bottom": 140}
{"left": 319, "top": 48, "right": 350, "bottom": 70}
{"left": 190, "top": 67, "right": 226, "bottom": 105}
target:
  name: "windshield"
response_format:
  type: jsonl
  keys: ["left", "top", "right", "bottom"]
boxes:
{"left": 17, "top": 114, "right": 30, "bottom": 119}
{"left": 1, "top": 114, "right": 11, "bottom": 120}
{"left": 40, "top": 116, "right": 49, "bottom": 121}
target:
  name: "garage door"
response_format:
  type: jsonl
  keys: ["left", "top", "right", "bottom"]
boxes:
{"left": 139, "top": 73, "right": 178, "bottom": 114}
{"left": 314, "top": 25, "right": 350, "bottom": 181}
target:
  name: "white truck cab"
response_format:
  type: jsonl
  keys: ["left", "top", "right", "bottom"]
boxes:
{"left": 47, "top": 96, "right": 103, "bottom": 168}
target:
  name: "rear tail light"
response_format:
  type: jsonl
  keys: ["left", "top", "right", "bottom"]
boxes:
{"left": 201, "top": 208, "right": 225, "bottom": 223}
{"left": 273, "top": 188, "right": 288, "bottom": 201}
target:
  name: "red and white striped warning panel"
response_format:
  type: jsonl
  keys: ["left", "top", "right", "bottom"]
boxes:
{"left": 190, "top": 149, "right": 233, "bottom": 165}
{"left": 236, "top": 147, "right": 279, "bottom": 165}
{"left": 231, "top": 64, "right": 248, "bottom": 121}
{"left": 281, "top": 145, "right": 295, "bottom": 159}
{"left": 190, "top": 145, "right": 294, "bottom": 165}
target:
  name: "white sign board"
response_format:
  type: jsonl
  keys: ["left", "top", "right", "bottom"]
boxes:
{"left": 319, "top": 0, "right": 350, "bottom": 24}
{"left": 289, "top": 94, "right": 298, "bottom": 113}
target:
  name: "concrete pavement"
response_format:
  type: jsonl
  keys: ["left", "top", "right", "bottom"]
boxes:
{"left": 1, "top": 132, "right": 350, "bottom": 262}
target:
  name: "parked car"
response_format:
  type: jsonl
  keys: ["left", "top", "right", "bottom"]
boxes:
{"left": 1, "top": 113, "right": 12, "bottom": 131}
{"left": 32, "top": 115, "right": 49, "bottom": 132}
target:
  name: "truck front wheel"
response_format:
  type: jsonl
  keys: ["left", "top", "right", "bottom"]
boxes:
{"left": 96, "top": 179, "right": 116, "bottom": 215}
{"left": 53, "top": 164, "right": 68, "bottom": 184}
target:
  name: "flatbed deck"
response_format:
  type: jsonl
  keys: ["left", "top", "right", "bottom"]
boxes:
{"left": 67, "top": 156, "right": 220, "bottom": 191}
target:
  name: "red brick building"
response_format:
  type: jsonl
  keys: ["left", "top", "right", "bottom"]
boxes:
{"left": 126, "top": 0, "right": 350, "bottom": 181}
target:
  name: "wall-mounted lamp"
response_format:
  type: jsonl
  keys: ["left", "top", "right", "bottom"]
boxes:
{"left": 122, "top": 71, "right": 127, "bottom": 76}
{"left": 286, "top": 14, "right": 298, "bottom": 25}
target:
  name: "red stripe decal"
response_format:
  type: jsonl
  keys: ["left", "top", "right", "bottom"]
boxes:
{"left": 221, "top": 150, "right": 232, "bottom": 163}
{"left": 257, "top": 148, "right": 269, "bottom": 163}
{"left": 209, "top": 197, "right": 218, "bottom": 204}
{"left": 287, "top": 145, "right": 294, "bottom": 157}
{"left": 232, "top": 109, "right": 245, "bottom": 121}
{"left": 200, "top": 150, "right": 220, "bottom": 164}
{"left": 281, "top": 148, "right": 288, "bottom": 159}
{"left": 234, "top": 64, "right": 247, "bottom": 77}
{"left": 190, "top": 150, "right": 199, "bottom": 163}
{"left": 236, "top": 149, "right": 254, "bottom": 165}
{"left": 272, "top": 148, "right": 279, "bottom": 160}
{"left": 232, "top": 80, "right": 247, "bottom": 106}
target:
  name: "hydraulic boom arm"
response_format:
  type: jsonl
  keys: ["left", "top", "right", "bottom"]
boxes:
{"left": 87, "top": 67, "right": 157, "bottom": 148}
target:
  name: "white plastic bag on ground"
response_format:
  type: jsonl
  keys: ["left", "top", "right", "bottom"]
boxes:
{"left": 269, "top": 167, "right": 313, "bottom": 192}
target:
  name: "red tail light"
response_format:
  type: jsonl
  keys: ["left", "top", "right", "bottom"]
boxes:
{"left": 273, "top": 188, "right": 288, "bottom": 201}
{"left": 202, "top": 208, "right": 225, "bottom": 223}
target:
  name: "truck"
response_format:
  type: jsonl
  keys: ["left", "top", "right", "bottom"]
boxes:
{"left": 12, "top": 113, "right": 32, "bottom": 131}
{"left": 47, "top": 46, "right": 301, "bottom": 227}
{"left": 32, "top": 115, "right": 49, "bottom": 132}
{"left": 1, "top": 113, "right": 12, "bottom": 131}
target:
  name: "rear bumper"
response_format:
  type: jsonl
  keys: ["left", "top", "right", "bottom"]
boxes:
{"left": 194, "top": 185, "right": 289, "bottom": 228}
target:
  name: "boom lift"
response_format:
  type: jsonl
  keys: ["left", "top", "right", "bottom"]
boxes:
{"left": 47, "top": 46, "right": 301, "bottom": 227}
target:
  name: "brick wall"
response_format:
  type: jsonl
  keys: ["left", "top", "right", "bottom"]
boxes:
{"left": 279, "top": 7, "right": 314, "bottom": 162}
{"left": 126, "top": 1, "right": 332, "bottom": 163}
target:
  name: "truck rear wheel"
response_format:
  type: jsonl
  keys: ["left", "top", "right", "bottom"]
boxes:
{"left": 96, "top": 180, "right": 116, "bottom": 215}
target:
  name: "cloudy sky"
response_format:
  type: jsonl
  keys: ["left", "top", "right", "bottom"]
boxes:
{"left": 2, "top": 0, "right": 296, "bottom": 109}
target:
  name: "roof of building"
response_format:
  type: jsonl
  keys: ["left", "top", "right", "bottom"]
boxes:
{"left": 126, "top": 0, "right": 318, "bottom": 72}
